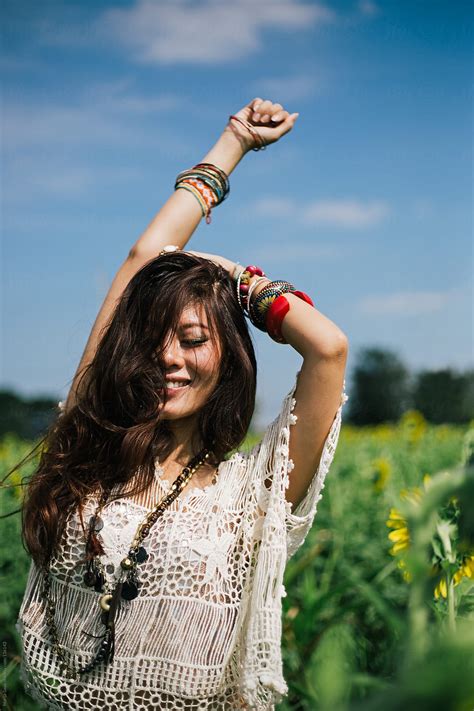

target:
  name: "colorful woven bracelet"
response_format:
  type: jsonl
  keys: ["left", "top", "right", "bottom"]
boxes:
{"left": 176, "top": 168, "right": 227, "bottom": 204}
{"left": 176, "top": 176, "right": 224, "bottom": 205}
{"left": 179, "top": 178, "right": 219, "bottom": 223}
{"left": 175, "top": 183, "right": 209, "bottom": 220}
{"left": 266, "top": 290, "right": 315, "bottom": 343}
{"left": 194, "top": 162, "right": 230, "bottom": 196}
{"left": 174, "top": 162, "right": 230, "bottom": 224}
{"left": 193, "top": 163, "right": 230, "bottom": 202}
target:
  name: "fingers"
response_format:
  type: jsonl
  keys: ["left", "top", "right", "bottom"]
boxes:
{"left": 253, "top": 99, "right": 275, "bottom": 122}
{"left": 282, "top": 112, "right": 300, "bottom": 133}
{"left": 251, "top": 98, "right": 297, "bottom": 125}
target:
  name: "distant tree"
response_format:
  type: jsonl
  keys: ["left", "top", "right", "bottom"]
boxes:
{"left": 0, "top": 390, "right": 58, "bottom": 440}
{"left": 412, "top": 368, "right": 474, "bottom": 424}
{"left": 0, "top": 391, "right": 27, "bottom": 438}
{"left": 347, "top": 346, "right": 411, "bottom": 425}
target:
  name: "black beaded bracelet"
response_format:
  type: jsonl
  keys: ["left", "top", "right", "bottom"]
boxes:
{"left": 249, "top": 280, "right": 295, "bottom": 331}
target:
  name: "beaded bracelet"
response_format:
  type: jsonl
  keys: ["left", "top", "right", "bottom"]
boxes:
{"left": 249, "top": 280, "right": 295, "bottom": 330}
{"left": 237, "top": 265, "right": 266, "bottom": 315}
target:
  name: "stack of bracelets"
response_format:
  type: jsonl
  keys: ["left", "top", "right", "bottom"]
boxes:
{"left": 159, "top": 246, "right": 315, "bottom": 345}
{"left": 175, "top": 162, "right": 230, "bottom": 224}
{"left": 235, "top": 264, "right": 315, "bottom": 344}
{"left": 174, "top": 116, "right": 267, "bottom": 224}
{"left": 172, "top": 111, "right": 313, "bottom": 342}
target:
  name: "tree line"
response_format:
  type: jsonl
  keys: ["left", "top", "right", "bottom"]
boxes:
{"left": 346, "top": 346, "right": 473, "bottom": 425}
{"left": 0, "top": 346, "right": 472, "bottom": 439}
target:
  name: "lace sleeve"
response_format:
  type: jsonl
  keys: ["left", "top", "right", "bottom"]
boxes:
{"left": 285, "top": 379, "right": 348, "bottom": 560}
{"left": 244, "top": 371, "right": 349, "bottom": 561}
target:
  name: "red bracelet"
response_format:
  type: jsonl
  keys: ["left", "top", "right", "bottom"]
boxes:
{"left": 266, "top": 290, "right": 315, "bottom": 343}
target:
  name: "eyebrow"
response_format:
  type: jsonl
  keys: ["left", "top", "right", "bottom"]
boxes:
{"left": 179, "top": 322, "right": 209, "bottom": 330}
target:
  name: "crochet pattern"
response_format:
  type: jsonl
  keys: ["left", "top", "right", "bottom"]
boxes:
{"left": 16, "top": 371, "right": 348, "bottom": 710}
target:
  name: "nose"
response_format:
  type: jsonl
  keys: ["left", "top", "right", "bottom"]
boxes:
{"left": 161, "top": 336, "right": 186, "bottom": 369}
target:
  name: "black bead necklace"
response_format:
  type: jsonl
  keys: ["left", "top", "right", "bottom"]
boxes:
{"left": 41, "top": 447, "right": 212, "bottom": 679}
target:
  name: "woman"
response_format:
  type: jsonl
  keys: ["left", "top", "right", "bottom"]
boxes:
{"left": 15, "top": 97, "right": 349, "bottom": 710}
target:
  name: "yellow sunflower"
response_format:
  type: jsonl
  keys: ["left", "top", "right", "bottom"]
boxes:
{"left": 386, "top": 507, "right": 410, "bottom": 554}
{"left": 434, "top": 554, "right": 474, "bottom": 600}
{"left": 399, "top": 409, "right": 427, "bottom": 444}
{"left": 386, "top": 475, "right": 432, "bottom": 565}
{"left": 396, "top": 557, "right": 412, "bottom": 583}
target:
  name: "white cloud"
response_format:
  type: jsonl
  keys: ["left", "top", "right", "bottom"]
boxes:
{"left": 253, "top": 196, "right": 390, "bottom": 228}
{"left": 357, "top": 289, "right": 458, "bottom": 316}
{"left": 98, "top": 0, "right": 336, "bottom": 65}
{"left": 2, "top": 82, "right": 190, "bottom": 202}
{"left": 77, "top": 77, "right": 185, "bottom": 114}
{"left": 302, "top": 199, "right": 390, "bottom": 227}
{"left": 3, "top": 153, "right": 143, "bottom": 203}
{"left": 253, "top": 197, "right": 297, "bottom": 218}
{"left": 3, "top": 82, "right": 185, "bottom": 152}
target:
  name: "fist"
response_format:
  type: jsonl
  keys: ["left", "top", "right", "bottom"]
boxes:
{"left": 227, "top": 97, "right": 299, "bottom": 151}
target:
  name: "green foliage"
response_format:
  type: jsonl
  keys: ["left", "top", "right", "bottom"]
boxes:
{"left": 1, "top": 418, "right": 472, "bottom": 710}
{"left": 278, "top": 419, "right": 473, "bottom": 710}
{"left": 0, "top": 436, "right": 41, "bottom": 710}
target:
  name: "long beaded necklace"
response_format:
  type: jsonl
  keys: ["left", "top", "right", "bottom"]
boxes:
{"left": 41, "top": 447, "right": 212, "bottom": 679}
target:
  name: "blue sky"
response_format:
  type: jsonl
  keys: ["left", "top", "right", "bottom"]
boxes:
{"left": 2, "top": 0, "right": 472, "bottom": 429}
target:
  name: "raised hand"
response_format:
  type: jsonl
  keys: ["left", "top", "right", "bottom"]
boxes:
{"left": 186, "top": 250, "right": 237, "bottom": 276}
{"left": 226, "top": 97, "right": 299, "bottom": 152}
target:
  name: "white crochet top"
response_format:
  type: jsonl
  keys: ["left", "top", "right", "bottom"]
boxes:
{"left": 16, "top": 371, "right": 348, "bottom": 710}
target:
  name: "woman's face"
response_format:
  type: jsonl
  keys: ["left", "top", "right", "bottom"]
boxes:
{"left": 158, "top": 303, "right": 222, "bottom": 421}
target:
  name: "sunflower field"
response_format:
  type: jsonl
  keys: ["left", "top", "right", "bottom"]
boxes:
{"left": 1, "top": 410, "right": 474, "bottom": 710}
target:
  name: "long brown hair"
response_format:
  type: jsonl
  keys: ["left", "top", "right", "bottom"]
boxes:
{"left": 18, "top": 252, "right": 257, "bottom": 569}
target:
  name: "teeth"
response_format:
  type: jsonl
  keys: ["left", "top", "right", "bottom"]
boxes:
{"left": 167, "top": 381, "right": 189, "bottom": 389}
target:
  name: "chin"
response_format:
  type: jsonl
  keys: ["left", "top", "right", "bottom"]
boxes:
{"left": 160, "top": 404, "right": 201, "bottom": 421}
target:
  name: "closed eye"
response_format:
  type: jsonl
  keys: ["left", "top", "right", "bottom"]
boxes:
{"left": 183, "top": 338, "right": 208, "bottom": 347}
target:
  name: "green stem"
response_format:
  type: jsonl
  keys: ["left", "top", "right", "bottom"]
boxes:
{"left": 447, "top": 576, "right": 456, "bottom": 633}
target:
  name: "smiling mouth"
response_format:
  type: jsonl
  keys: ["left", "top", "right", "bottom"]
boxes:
{"left": 165, "top": 380, "right": 191, "bottom": 390}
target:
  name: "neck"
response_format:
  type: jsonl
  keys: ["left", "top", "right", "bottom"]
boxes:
{"left": 164, "top": 417, "right": 205, "bottom": 466}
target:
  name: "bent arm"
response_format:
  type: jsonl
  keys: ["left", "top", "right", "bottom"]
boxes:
{"left": 249, "top": 280, "right": 349, "bottom": 509}
{"left": 63, "top": 128, "right": 249, "bottom": 413}
{"left": 280, "top": 295, "right": 348, "bottom": 510}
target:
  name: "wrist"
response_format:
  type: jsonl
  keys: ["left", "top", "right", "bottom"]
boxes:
{"left": 222, "top": 122, "right": 253, "bottom": 155}
{"left": 249, "top": 275, "right": 270, "bottom": 300}
{"left": 201, "top": 129, "right": 248, "bottom": 176}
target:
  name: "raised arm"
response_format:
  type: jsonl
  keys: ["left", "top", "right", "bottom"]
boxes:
{"left": 189, "top": 98, "right": 348, "bottom": 511}
{"left": 63, "top": 98, "right": 299, "bottom": 413}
